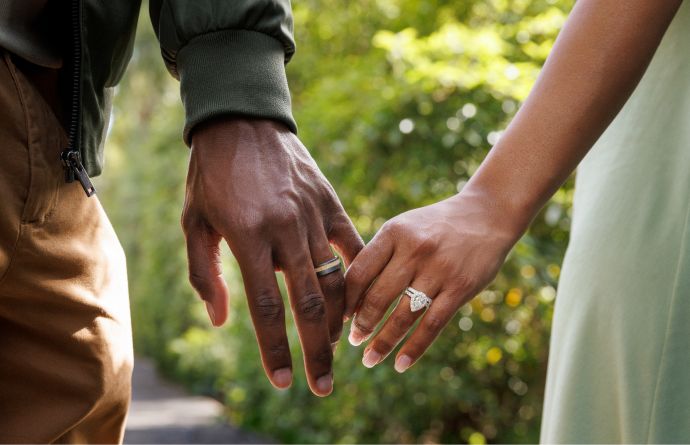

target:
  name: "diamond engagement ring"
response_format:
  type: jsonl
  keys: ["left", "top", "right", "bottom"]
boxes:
{"left": 404, "top": 287, "right": 432, "bottom": 312}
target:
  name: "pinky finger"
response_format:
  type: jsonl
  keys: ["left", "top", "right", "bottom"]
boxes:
{"left": 394, "top": 291, "right": 462, "bottom": 373}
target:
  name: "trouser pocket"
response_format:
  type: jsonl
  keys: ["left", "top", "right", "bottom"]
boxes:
{"left": 7, "top": 52, "right": 65, "bottom": 224}
{"left": 0, "top": 50, "right": 31, "bottom": 280}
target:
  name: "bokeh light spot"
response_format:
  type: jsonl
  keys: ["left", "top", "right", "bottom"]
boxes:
{"left": 486, "top": 347, "right": 503, "bottom": 365}
{"left": 539, "top": 285, "right": 557, "bottom": 302}
{"left": 458, "top": 316, "right": 473, "bottom": 331}
{"left": 461, "top": 103, "right": 477, "bottom": 118}
{"left": 520, "top": 265, "right": 536, "bottom": 279}
{"left": 469, "top": 432, "right": 487, "bottom": 445}
{"left": 480, "top": 307, "right": 495, "bottom": 323}
{"left": 399, "top": 118, "right": 415, "bottom": 134}
{"left": 547, "top": 263, "right": 561, "bottom": 279}
{"left": 505, "top": 288, "right": 523, "bottom": 307}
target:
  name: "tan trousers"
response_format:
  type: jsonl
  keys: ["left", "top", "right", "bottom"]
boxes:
{"left": 0, "top": 51, "right": 133, "bottom": 443}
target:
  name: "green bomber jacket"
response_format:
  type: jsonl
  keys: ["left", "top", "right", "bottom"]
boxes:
{"left": 68, "top": 0, "right": 296, "bottom": 180}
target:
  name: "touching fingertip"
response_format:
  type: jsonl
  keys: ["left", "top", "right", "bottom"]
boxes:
{"left": 348, "top": 328, "right": 365, "bottom": 346}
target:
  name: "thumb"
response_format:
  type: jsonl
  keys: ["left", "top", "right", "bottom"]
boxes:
{"left": 342, "top": 227, "right": 394, "bottom": 321}
{"left": 183, "top": 219, "right": 229, "bottom": 326}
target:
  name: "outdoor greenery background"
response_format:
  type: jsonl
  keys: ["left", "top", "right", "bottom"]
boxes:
{"left": 97, "top": 0, "right": 575, "bottom": 443}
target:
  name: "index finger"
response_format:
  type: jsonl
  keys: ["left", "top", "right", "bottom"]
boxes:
{"left": 343, "top": 228, "right": 394, "bottom": 320}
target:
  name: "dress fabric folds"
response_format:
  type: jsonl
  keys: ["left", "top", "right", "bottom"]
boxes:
{"left": 540, "top": 3, "right": 690, "bottom": 443}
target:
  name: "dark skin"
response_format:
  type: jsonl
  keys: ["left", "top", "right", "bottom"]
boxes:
{"left": 345, "top": 0, "right": 682, "bottom": 372}
{"left": 182, "top": 0, "right": 681, "bottom": 395}
{"left": 183, "top": 118, "right": 363, "bottom": 396}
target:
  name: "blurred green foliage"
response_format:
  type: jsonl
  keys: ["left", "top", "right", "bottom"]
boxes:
{"left": 98, "top": 0, "right": 574, "bottom": 443}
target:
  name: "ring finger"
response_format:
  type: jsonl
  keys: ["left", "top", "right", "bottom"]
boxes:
{"left": 361, "top": 278, "right": 440, "bottom": 368}
{"left": 277, "top": 240, "right": 334, "bottom": 397}
{"left": 309, "top": 232, "right": 346, "bottom": 349}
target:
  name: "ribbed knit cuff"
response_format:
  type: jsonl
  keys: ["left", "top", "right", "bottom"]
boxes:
{"left": 177, "top": 30, "right": 297, "bottom": 146}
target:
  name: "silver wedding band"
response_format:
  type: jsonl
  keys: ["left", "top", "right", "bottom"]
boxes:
{"left": 315, "top": 257, "right": 342, "bottom": 277}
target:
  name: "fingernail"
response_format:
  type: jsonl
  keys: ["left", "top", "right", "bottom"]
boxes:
{"left": 316, "top": 374, "right": 333, "bottom": 395}
{"left": 395, "top": 354, "right": 412, "bottom": 373}
{"left": 272, "top": 368, "right": 292, "bottom": 389}
{"left": 362, "top": 349, "right": 381, "bottom": 368}
{"left": 204, "top": 301, "right": 216, "bottom": 326}
{"left": 348, "top": 326, "right": 366, "bottom": 346}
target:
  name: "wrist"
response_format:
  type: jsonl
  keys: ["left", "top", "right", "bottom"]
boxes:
{"left": 450, "top": 180, "right": 535, "bottom": 244}
{"left": 190, "top": 117, "right": 291, "bottom": 153}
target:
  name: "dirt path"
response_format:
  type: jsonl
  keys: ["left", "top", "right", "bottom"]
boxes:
{"left": 124, "top": 357, "right": 269, "bottom": 444}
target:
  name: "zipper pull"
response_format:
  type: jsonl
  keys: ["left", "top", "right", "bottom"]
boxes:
{"left": 61, "top": 150, "right": 96, "bottom": 197}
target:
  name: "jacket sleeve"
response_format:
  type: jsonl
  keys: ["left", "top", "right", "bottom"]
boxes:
{"left": 149, "top": 0, "right": 297, "bottom": 145}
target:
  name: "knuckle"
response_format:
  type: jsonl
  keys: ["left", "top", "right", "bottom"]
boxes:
{"left": 352, "top": 317, "right": 374, "bottom": 336}
{"left": 424, "top": 314, "right": 446, "bottom": 335}
{"left": 188, "top": 272, "right": 211, "bottom": 295}
{"left": 236, "top": 204, "right": 301, "bottom": 236}
{"left": 391, "top": 313, "right": 414, "bottom": 334}
{"left": 180, "top": 209, "right": 198, "bottom": 236}
{"left": 266, "top": 342, "right": 290, "bottom": 362}
{"left": 312, "top": 347, "right": 333, "bottom": 368}
{"left": 329, "top": 324, "right": 343, "bottom": 342}
{"left": 381, "top": 218, "right": 405, "bottom": 236}
{"left": 413, "top": 274, "right": 436, "bottom": 290}
{"left": 237, "top": 218, "right": 265, "bottom": 236}
{"left": 277, "top": 210, "right": 301, "bottom": 227}
{"left": 456, "top": 273, "right": 478, "bottom": 292}
{"left": 269, "top": 202, "right": 302, "bottom": 227}
{"left": 320, "top": 272, "right": 345, "bottom": 297}
{"left": 254, "top": 293, "right": 284, "bottom": 324}
{"left": 283, "top": 250, "right": 311, "bottom": 271}
{"left": 296, "top": 293, "right": 326, "bottom": 322}
{"left": 372, "top": 338, "right": 393, "bottom": 354}
{"left": 180, "top": 212, "right": 190, "bottom": 233}
{"left": 233, "top": 211, "right": 273, "bottom": 236}
{"left": 362, "top": 293, "right": 387, "bottom": 315}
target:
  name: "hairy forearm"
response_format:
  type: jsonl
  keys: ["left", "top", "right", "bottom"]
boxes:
{"left": 462, "top": 0, "right": 682, "bottom": 235}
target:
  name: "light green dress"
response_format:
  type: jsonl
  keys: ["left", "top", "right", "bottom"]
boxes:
{"left": 540, "top": 3, "right": 690, "bottom": 443}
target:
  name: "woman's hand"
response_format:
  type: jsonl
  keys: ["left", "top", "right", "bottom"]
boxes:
{"left": 344, "top": 190, "right": 523, "bottom": 372}
{"left": 345, "top": 0, "right": 682, "bottom": 374}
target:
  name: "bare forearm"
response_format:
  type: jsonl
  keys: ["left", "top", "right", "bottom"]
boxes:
{"left": 463, "top": 0, "right": 682, "bottom": 235}
{"left": 344, "top": 0, "right": 683, "bottom": 370}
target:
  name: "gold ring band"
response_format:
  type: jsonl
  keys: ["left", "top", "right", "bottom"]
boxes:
{"left": 315, "top": 257, "right": 342, "bottom": 276}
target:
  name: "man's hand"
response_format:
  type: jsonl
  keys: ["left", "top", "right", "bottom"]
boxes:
{"left": 182, "top": 118, "right": 363, "bottom": 396}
